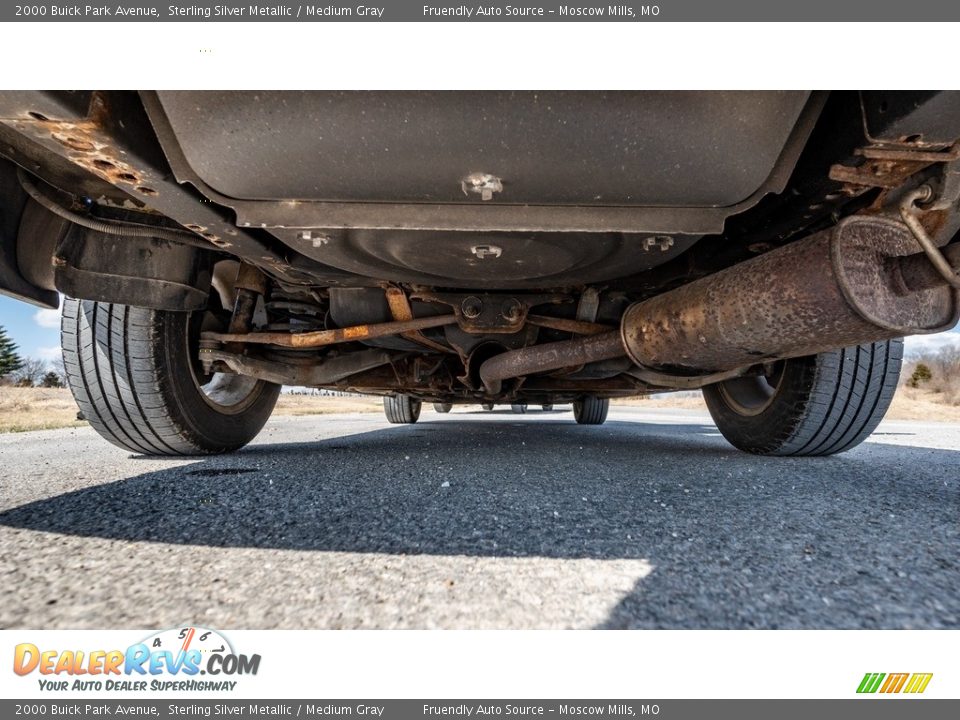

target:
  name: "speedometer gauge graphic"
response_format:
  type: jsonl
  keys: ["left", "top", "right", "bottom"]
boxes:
{"left": 141, "top": 627, "right": 234, "bottom": 658}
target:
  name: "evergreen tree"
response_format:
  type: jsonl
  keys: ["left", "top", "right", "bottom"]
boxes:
{"left": 0, "top": 325, "right": 24, "bottom": 380}
{"left": 908, "top": 362, "right": 933, "bottom": 388}
{"left": 40, "top": 371, "right": 63, "bottom": 388}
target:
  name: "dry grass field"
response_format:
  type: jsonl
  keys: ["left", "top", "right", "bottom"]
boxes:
{"left": 0, "top": 388, "right": 385, "bottom": 434}
{"left": 0, "top": 387, "right": 88, "bottom": 433}
{"left": 2, "top": 384, "right": 960, "bottom": 434}
{"left": 624, "top": 387, "right": 960, "bottom": 423}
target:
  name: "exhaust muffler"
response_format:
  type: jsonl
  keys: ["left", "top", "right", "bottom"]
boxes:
{"left": 620, "top": 215, "right": 959, "bottom": 372}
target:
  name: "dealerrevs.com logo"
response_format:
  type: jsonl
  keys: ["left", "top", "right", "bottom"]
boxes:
{"left": 856, "top": 673, "right": 933, "bottom": 695}
{"left": 13, "top": 627, "right": 260, "bottom": 692}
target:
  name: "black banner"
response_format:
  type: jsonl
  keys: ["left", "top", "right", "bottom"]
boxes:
{"left": 3, "top": 1, "right": 960, "bottom": 22}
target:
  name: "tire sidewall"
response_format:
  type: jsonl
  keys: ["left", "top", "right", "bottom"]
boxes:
{"left": 702, "top": 355, "right": 819, "bottom": 455}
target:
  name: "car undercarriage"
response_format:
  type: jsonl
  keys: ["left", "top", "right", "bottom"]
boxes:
{"left": 1, "top": 91, "right": 959, "bottom": 456}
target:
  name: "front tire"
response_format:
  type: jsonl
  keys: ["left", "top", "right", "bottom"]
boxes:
{"left": 702, "top": 340, "right": 903, "bottom": 456}
{"left": 511, "top": 403, "right": 528, "bottom": 414}
{"left": 61, "top": 298, "right": 280, "bottom": 456}
{"left": 573, "top": 396, "right": 609, "bottom": 425}
{"left": 384, "top": 395, "right": 421, "bottom": 424}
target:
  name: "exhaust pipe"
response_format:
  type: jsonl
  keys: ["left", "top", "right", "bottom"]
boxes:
{"left": 479, "top": 331, "right": 625, "bottom": 396}
{"left": 479, "top": 214, "right": 959, "bottom": 394}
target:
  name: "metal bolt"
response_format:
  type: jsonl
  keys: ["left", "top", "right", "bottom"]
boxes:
{"left": 501, "top": 298, "right": 523, "bottom": 322}
{"left": 461, "top": 296, "right": 483, "bottom": 319}
{"left": 642, "top": 235, "right": 675, "bottom": 252}
{"left": 471, "top": 244, "right": 502, "bottom": 260}
{"left": 461, "top": 173, "right": 503, "bottom": 201}
{"left": 298, "top": 230, "right": 330, "bottom": 248}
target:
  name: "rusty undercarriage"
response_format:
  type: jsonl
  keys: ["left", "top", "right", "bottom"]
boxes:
{"left": 1, "top": 91, "right": 959, "bottom": 456}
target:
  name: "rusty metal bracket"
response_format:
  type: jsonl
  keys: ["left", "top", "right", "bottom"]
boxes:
{"left": 926, "top": 158, "right": 960, "bottom": 211}
{"left": 829, "top": 143, "right": 960, "bottom": 192}
{"left": 900, "top": 185, "right": 960, "bottom": 290}
{"left": 383, "top": 286, "right": 455, "bottom": 354}
{"left": 411, "top": 291, "right": 569, "bottom": 334}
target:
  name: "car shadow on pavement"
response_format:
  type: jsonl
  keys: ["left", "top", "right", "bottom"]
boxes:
{"left": 1, "top": 418, "right": 958, "bottom": 628}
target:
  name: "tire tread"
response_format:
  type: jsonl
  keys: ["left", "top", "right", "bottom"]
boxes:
{"left": 703, "top": 339, "right": 903, "bottom": 457}
{"left": 61, "top": 298, "right": 276, "bottom": 455}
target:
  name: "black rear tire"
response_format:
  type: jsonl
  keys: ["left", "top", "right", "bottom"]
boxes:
{"left": 573, "top": 396, "right": 609, "bottom": 425}
{"left": 481, "top": 403, "right": 495, "bottom": 411}
{"left": 702, "top": 340, "right": 903, "bottom": 456}
{"left": 384, "top": 395, "right": 421, "bottom": 424}
{"left": 511, "top": 403, "right": 528, "bottom": 414}
{"left": 541, "top": 404, "right": 554, "bottom": 411}
{"left": 433, "top": 402, "right": 453, "bottom": 413}
{"left": 61, "top": 298, "right": 280, "bottom": 456}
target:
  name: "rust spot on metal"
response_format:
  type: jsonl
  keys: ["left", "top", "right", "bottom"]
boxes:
{"left": 71, "top": 149, "right": 143, "bottom": 186}
{"left": 204, "top": 314, "right": 458, "bottom": 349}
{"left": 919, "top": 207, "right": 948, "bottom": 238}
{"left": 829, "top": 143, "right": 960, "bottom": 193}
{"left": 829, "top": 158, "right": 935, "bottom": 190}
{"left": 16, "top": 106, "right": 147, "bottom": 190}
{"left": 857, "top": 147, "right": 960, "bottom": 163}
{"left": 384, "top": 286, "right": 455, "bottom": 353}
{"left": 53, "top": 133, "right": 95, "bottom": 153}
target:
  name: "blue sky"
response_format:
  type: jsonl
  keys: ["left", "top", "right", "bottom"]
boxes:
{"left": 0, "top": 294, "right": 62, "bottom": 364}
{"left": 2, "top": 292, "right": 960, "bottom": 368}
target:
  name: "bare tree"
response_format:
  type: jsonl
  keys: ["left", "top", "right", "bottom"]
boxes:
{"left": 12, "top": 357, "right": 48, "bottom": 387}
{"left": 933, "top": 344, "right": 960, "bottom": 376}
{"left": 50, "top": 357, "right": 67, "bottom": 387}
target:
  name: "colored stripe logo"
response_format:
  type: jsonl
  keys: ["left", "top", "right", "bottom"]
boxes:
{"left": 857, "top": 672, "right": 933, "bottom": 694}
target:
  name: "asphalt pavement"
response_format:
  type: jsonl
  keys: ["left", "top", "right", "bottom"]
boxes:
{"left": 1, "top": 406, "right": 958, "bottom": 629}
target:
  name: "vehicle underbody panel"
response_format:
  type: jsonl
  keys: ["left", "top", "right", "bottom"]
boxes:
{"left": 1, "top": 90, "right": 959, "bottom": 410}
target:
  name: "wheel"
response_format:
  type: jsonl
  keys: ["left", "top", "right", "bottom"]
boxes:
{"left": 702, "top": 340, "right": 903, "bottom": 456}
{"left": 541, "top": 404, "right": 554, "bottom": 411}
{"left": 61, "top": 298, "right": 280, "bottom": 456}
{"left": 433, "top": 402, "right": 453, "bottom": 413}
{"left": 384, "top": 394, "right": 421, "bottom": 424}
{"left": 481, "top": 403, "right": 495, "bottom": 411}
{"left": 573, "top": 396, "right": 609, "bottom": 424}
{"left": 511, "top": 403, "right": 528, "bottom": 414}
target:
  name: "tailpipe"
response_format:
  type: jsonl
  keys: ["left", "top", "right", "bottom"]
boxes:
{"left": 621, "top": 215, "right": 959, "bottom": 373}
